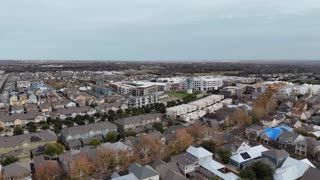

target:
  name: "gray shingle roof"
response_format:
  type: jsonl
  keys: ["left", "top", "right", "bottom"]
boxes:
{"left": 114, "top": 113, "right": 162, "bottom": 126}
{"left": 0, "top": 130, "right": 57, "bottom": 149}
{"left": 300, "top": 167, "right": 320, "bottom": 180}
{"left": 279, "top": 130, "right": 300, "bottom": 140}
{"left": 0, "top": 111, "right": 45, "bottom": 122}
{"left": 151, "top": 160, "right": 187, "bottom": 180}
{"left": 129, "top": 163, "right": 159, "bottom": 179}
{"left": 61, "top": 121, "right": 117, "bottom": 137}
{"left": 2, "top": 160, "right": 31, "bottom": 178}
{"left": 262, "top": 149, "right": 289, "bottom": 159}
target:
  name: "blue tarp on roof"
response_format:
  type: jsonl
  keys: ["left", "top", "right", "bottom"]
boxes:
{"left": 263, "top": 127, "right": 283, "bottom": 141}
{"left": 263, "top": 126, "right": 293, "bottom": 141}
{"left": 277, "top": 126, "right": 293, "bottom": 132}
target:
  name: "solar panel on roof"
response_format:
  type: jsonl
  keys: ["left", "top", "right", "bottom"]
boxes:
{"left": 240, "top": 152, "right": 251, "bottom": 160}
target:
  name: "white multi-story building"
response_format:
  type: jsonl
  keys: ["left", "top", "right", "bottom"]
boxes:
{"left": 124, "top": 94, "right": 159, "bottom": 108}
{"left": 166, "top": 94, "right": 225, "bottom": 120}
{"left": 278, "top": 83, "right": 320, "bottom": 96}
{"left": 16, "top": 81, "right": 31, "bottom": 88}
{"left": 157, "top": 76, "right": 223, "bottom": 92}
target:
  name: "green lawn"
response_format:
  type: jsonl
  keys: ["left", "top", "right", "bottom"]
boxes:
{"left": 166, "top": 91, "right": 190, "bottom": 99}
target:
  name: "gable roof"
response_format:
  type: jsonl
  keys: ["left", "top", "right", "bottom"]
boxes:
{"left": 278, "top": 130, "right": 300, "bottom": 140}
{"left": 300, "top": 167, "right": 320, "bottom": 180}
{"left": 0, "top": 111, "right": 45, "bottom": 122}
{"left": 199, "top": 158, "right": 238, "bottom": 180}
{"left": 129, "top": 163, "right": 159, "bottom": 179}
{"left": 274, "top": 157, "right": 311, "bottom": 180}
{"left": 151, "top": 160, "right": 187, "bottom": 180}
{"left": 230, "top": 145, "right": 268, "bottom": 163}
{"left": 114, "top": 113, "right": 162, "bottom": 126}
{"left": 247, "top": 124, "right": 265, "bottom": 131}
{"left": 111, "top": 173, "right": 138, "bottom": 180}
{"left": 101, "top": 141, "right": 133, "bottom": 152}
{"left": 61, "top": 121, "right": 117, "bottom": 137}
{"left": 262, "top": 149, "right": 289, "bottom": 160}
{"left": 0, "top": 130, "right": 57, "bottom": 149}
{"left": 186, "top": 146, "right": 212, "bottom": 159}
{"left": 262, "top": 127, "right": 284, "bottom": 141}
{"left": 2, "top": 160, "right": 31, "bottom": 178}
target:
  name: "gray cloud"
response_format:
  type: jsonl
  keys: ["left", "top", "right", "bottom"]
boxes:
{"left": 0, "top": 0, "right": 320, "bottom": 60}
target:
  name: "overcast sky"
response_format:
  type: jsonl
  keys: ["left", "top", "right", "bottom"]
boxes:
{"left": 0, "top": 0, "right": 320, "bottom": 61}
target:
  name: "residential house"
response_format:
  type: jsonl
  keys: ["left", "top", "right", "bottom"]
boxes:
{"left": 39, "top": 102, "right": 52, "bottom": 112}
{"left": 105, "top": 95, "right": 124, "bottom": 103}
{"left": 306, "top": 115, "right": 320, "bottom": 125}
{"left": 0, "top": 112, "right": 47, "bottom": 129}
{"left": 1, "top": 148, "right": 31, "bottom": 161}
{"left": 274, "top": 157, "right": 314, "bottom": 180}
{"left": 150, "top": 160, "right": 188, "bottom": 180}
{"left": 0, "top": 130, "right": 57, "bottom": 154}
{"left": 296, "top": 124, "right": 320, "bottom": 135}
{"left": 229, "top": 145, "right": 268, "bottom": 169}
{"left": 65, "top": 101, "right": 77, "bottom": 108}
{"left": 60, "top": 121, "right": 117, "bottom": 145}
{"left": 260, "top": 127, "right": 290, "bottom": 145}
{"left": 105, "top": 102, "right": 128, "bottom": 112}
{"left": 261, "top": 149, "right": 289, "bottom": 168}
{"left": 146, "top": 131, "right": 166, "bottom": 145}
{"left": 33, "top": 155, "right": 62, "bottom": 178}
{"left": 9, "top": 94, "right": 21, "bottom": 106}
{"left": 58, "top": 147, "right": 96, "bottom": 177}
{"left": 293, "top": 101, "right": 308, "bottom": 112}
{"left": 281, "top": 118, "right": 302, "bottom": 128}
{"left": 1, "top": 160, "right": 31, "bottom": 180}
{"left": 66, "top": 139, "right": 83, "bottom": 150}
{"left": 19, "top": 93, "right": 28, "bottom": 104}
{"left": 114, "top": 113, "right": 162, "bottom": 131}
{"left": 295, "top": 137, "right": 320, "bottom": 160}
{"left": 289, "top": 109, "right": 313, "bottom": 120}
{"left": 52, "top": 101, "right": 67, "bottom": 110}
{"left": 94, "top": 104, "right": 107, "bottom": 114}
{"left": 111, "top": 173, "right": 138, "bottom": 180}
{"left": 224, "top": 135, "right": 250, "bottom": 155}
{"left": 79, "top": 93, "right": 95, "bottom": 107}
{"left": 26, "top": 93, "right": 37, "bottom": 104}
{"left": 52, "top": 106, "right": 92, "bottom": 120}
{"left": 25, "top": 104, "right": 39, "bottom": 112}
{"left": 92, "top": 81, "right": 112, "bottom": 96}
{"left": 11, "top": 105, "right": 24, "bottom": 114}
{"left": 128, "top": 163, "right": 160, "bottom": 180}
{"left": 100, "top": 141, "right": 134, "bottom": 157}
{"left": 171, "top": 146, "right": 238, "bottom": 179}
{"left": 245, "top": 124, "right": 265, "bottom": 141}
{"left": 300, "top": 166, "right": 320, "bottom": 180}
{"left": 202, "top": 108, "right": 233, "bottom": 126}
{"left": 163, "top": 125, "right": 188, "bottom": 135}
{"left": 278, "top": 100, "right": 293, "bottom": 113}
{"left": 261, "top": 113, "right": 285, "bottom": 127}
{"left": 277, "top": 130, "right": 305, "bottom": 153}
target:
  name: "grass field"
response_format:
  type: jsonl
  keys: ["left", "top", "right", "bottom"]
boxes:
{"left": 166, "top": 91, "right": 190, "bottom": 99}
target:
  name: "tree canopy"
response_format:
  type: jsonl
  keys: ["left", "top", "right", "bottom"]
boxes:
{"left": 217, "top": 148, "right": 231, "bottom": 164}
{"left": 44, "top": 143, "right": 64, "bottom": 158}
{"left": 105, "top": 131, "right": 119, "bottom": 143}
{"left": 13, "top": 126, "right": 24, "bottom": 135}
{"left": 201, "top": 140, "right": 216, "bottom": 154}
{"left": 1, "top": 155, "right": 18, "bottom": 166}
{"left": 239, "top": 161, "right": 274, "bottom": 180}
